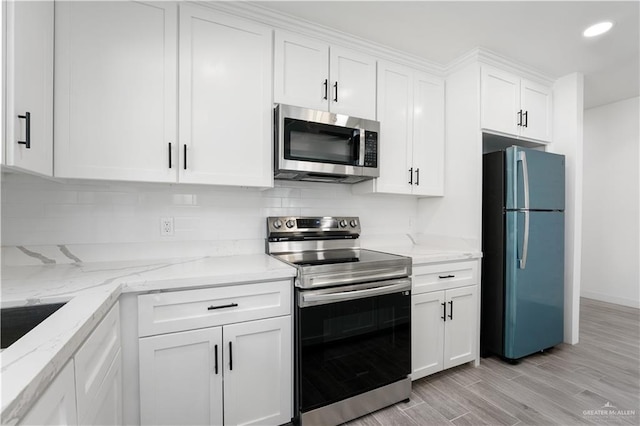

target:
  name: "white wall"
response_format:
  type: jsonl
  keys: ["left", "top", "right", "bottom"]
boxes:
{"left": 549, "top": 72, "right": 584, "bottom": 345}
{"left": 581, "top": 96, "right": 640, "bottom": 308}
{"left": 1, "top": 172, "right": 418, "bottom": 253}
{"left": 417, "top": 62, "right": 482, "bottom": 248}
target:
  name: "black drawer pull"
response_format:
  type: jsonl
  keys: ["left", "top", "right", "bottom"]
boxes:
{"left": 229, "top": 341, "right": 233, "bottom": 370}
{"left": 448, "top": 300, "right": 454, "bottom": 320}
{"left": 441, "top": 302, "right": 446, "bottom": 322}
{"left": 207, "top": 303, "right": 238, "bottom": 311}
{"left": 439, "top": 274, "right": 455, "bottom": 279}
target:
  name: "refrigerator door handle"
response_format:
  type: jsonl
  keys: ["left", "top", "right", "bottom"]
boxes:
{"left": 518, "top": 151, "right": 530, "bottom": 269}
{"left": 518, "top": 151, "right": 530, "bottom": 210}
{"left": 520, "top": 210, "right": 530, "bottom": 269}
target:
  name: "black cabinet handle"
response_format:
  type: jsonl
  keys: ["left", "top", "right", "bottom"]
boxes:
{"left": 214, "top": 344, "right": 219, "bottom": 374}
{"left": 517, "top": 109, "right": 523, "bottom": 127}
{"left": 229, "top": 341, "right": 233, "bottom": 371}
{"left": 439, "top": 274, "right": 455, "bottom": 279}
{"left": 333, "top": 81, "right": 338, "bottom": 102}
{"left": 323, "top": 79, "right": 328, "bottom": 100}
{"left": 523, "top": 111, "right": 528, "bottom": 128}
{"left": 168, "top": 143, "right": 172, "bottom": 168}
{"left": 207, "top": 303, "right": 238, "bottom": 311}
{"left": 183, "top": 144, "right": 187, "bottom": 170}
{"left": 408, "top": 167, "right": 413, "bottom": 185}
{"left": 441, "top": 302, "right": 446, "bottom": 321}
{"left": 448, "top": 300, "right": 454, "bottom": 320}
{"left": 415, "top": 168, "right": 420, "bottom": 186}
{"left": 17, "top": 112, "right": 31, "bottom": 149}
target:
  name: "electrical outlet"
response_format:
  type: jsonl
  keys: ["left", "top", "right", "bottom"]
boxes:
{"left": 160, "top": 217, "right": 174, "bottom": 236}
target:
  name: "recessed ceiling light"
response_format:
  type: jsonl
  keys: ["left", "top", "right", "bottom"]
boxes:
{"left": 583, "top": 21, "right": 613, "bottom": 37}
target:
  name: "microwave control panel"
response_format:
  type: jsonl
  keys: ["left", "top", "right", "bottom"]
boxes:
{"left": 364, "top": 131, "right": 378, "bottom": 168}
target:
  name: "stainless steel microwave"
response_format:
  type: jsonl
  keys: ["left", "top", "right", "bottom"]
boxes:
{"left": 274, "top": 104, "right": 380, "bottom": 183}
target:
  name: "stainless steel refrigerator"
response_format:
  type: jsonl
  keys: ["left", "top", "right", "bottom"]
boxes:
{"left": 481, "top": 146, "right": 565, "bottom": 361}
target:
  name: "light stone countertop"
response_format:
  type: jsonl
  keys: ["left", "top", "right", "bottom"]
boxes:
{"left": 0, "top": 244, "right": 481, "bottom": 424}
{"left": 364, "top": 245, "right": 482, "bottom": 265}
{"left": 0, "top": 254, "right": 297, "bottom": 424}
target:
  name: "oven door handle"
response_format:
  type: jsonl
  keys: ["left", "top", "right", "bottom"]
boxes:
{"left": 299, "top": 280, "right": 411, "bottom": 307}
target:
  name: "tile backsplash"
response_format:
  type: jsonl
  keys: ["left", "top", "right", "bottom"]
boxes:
{"left": 1, "top": 172, "right": 418, "bottom": 251}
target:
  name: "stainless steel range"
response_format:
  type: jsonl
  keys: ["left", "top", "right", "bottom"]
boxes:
{"left": 266, "top": 216, "right": 412, "bottom": 426}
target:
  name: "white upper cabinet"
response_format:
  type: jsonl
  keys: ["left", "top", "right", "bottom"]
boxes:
{"left": 354, "top": 61, "right": 444, "bottom": 196}
{"left": 274, "top": 31, "right": 376, "bottom": 120}
{"left": 519, "top": 79, "right": 553, "bottom": 142}
{"left": 54, "top": 1, "right": 177, "bottom": 182}
{"left": 481, "top": 65, "right": 552, "bottom": 142}
{"left": 329, "top": 46, "right": 377, "bottom": 120}
{"left": 54, "top": 1, "right": 272, "bottom": 188}
{"left": 4, "top": 0, "right": 54, "bottom": 176}
{"left": 412, "top": 71, "right": 445, "bottom": 196}
{"left": 178, "top": 4, "right": 272, "bottom": 187}
{"left": 273, "top": 32, "right": 329, "bottom": 112}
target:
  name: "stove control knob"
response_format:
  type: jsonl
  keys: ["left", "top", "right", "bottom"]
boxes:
{"left": 286, "top": 219, "right": 295, "bottom": 229}
{"left": 273, "top": 219, "right": 283, "bottom": 229}
{"left": 339, "top": 220, "right": 347, "bottom": 228}
{"left": 350, "top": 220, "right": 358, "bottom": 228}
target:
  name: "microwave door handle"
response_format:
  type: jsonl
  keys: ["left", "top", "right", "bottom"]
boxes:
{"left": 358, "top": 131, "right": 365, "bottom": 166}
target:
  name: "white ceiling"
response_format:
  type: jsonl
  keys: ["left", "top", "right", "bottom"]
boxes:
{"left": 255, "top": 0, "right": 640, "bottom": 109}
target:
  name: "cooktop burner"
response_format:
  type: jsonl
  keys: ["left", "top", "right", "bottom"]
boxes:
{"left": 265, "top": 216, "right": 411, "bottom": 289}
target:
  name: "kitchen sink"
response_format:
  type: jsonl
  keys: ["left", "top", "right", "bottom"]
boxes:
{"left": 1, "top": 303, "right": 67, "bottom": 349}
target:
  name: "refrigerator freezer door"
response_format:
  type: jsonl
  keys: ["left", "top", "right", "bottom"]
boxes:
{"left": 504, "top": 210, "right": 564, "bottom": 360}
{"left": 505, "top": 147, "right": 565, "bottom": 211}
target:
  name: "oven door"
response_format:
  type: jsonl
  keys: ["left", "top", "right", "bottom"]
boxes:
{"left": 295, "top": 278, "right": 411, "bottom": 414}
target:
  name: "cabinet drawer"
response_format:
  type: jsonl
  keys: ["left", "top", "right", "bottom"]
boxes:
{"left": 74, "top": 302, "right": 121, "bottom": 422}
{"left": 138, "top": 280, "right": 292, "bottom": 337}
{"left": 413, "top": 261, "right": 478, "bottom": 294}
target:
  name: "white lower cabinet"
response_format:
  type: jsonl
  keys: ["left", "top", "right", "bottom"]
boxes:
{"left": 139, "top": 327, "right": 224, "bottom": 425}
{"left": 18, "top": 361, "right": 78, "bottom": 426}
{"left": 17, "top": 302, "right": 122, "bottom": 425}
{"left": 411, "top": 261, "right": 479, "bottom": 380}
{"left": 74, "top": 302, "right": 122, "bottom": 425}
{"left": 138, "top": 281, "right": 292, "bottom": 426}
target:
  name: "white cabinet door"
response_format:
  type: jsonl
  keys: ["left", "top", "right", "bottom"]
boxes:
{"left": 179, "top": 4, "right": 272, "bottom": 187}
{"left": 4, "top": 0, "right": 53, "bottom": 176}
{"left": 79, "top": 351, "right": 123, "bottom": 426}
{"left": 412, "top": 72, "right": 445, "bottom": 196}
{"left": 54, "top": 1, "right": 177, "bottom": 182}
{"left": 373, "top": 61, "right": 413, "bottom": 195}
{"left": 139, "top": 327, "right": 223, "bottom": 426}
{"left": 329, "top": 46, "right": 377, "bottom": 120}
{"left": 520, "top": 79, "right": 552, "bottom": 142}
{"left": 411, "top": 291, "right": 445, "bottom": 380}
{"left": 18, "top": 361, "right": 77, "bottom": 426}
{"left": 354, "top": 62, "right": 444, "bottom": 196}
{"left": 223, "top": 316, "right": 292, "bottom": 426}
{"left": 480, "top": 66, "right": 520, "bottom": 136}
{"left": 74, "top": 302, "right": 120, "bottom": 422}
{"left": 274, "top": 31, "right": 329, "bottom": 111}
{"left": 443, "top": 285, "right": 478, "bottom": 369}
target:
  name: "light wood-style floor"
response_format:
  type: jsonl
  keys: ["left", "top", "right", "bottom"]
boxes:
{"left": 347, "top": 298, "right": 640, "bottom": 426}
